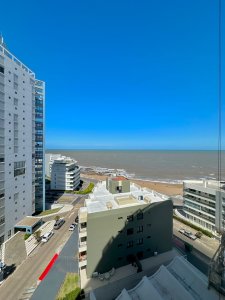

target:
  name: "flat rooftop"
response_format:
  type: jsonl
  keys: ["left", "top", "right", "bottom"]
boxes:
{"left": 184, "top": 179, "right": 225, "bottom": 191}
{"left": 83, "top": 181, "right": 169, "bottom": 214}
{"left": 15, "top": 216, "right": 41, "bottom": 227}
{"left": 111, "top": 176, "right": 128, "bottom": 181}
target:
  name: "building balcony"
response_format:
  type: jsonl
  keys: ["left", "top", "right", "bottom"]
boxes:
{"left": 184, "top": 196, "right": 216, "bottom": 210}
{"left": 79, "top": 230, "right": 87, "bottom": 238}
{"left": 79, "top": 226, "right": 87, "bottom": 233}
{"left": 184, "top": 189, "right": 215, "bottom": 202}
{"left": 79, "top": 242, "right": 87, "bottom": 253}
{"left": 79, "top": 258, "right": 87, "bottom": 268}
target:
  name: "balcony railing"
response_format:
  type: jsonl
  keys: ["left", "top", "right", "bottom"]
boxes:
{"left": 184, "top": 195, "right": 216, "bottom": 209}
{"left": 79, "top": 255, "right": 87, "bottom": 262}
{"left": 184, "top": 189, "right": 216, "bottom": 202}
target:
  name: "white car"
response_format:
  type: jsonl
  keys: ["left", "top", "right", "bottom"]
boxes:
{"left": 69, "top": 223, "right": 77, "bottom": 231}
{"left": 41, "top": 231, "right": 54, "bottom": 243}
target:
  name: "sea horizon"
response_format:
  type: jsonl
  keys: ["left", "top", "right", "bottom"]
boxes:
{"left": 46, "top": 149, "right": 225, "bottom": 183}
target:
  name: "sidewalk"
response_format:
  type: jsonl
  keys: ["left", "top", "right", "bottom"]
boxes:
{"left": 31, "top": 229, "right": 78, "bottom": 300}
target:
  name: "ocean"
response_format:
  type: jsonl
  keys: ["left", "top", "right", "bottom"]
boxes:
{"left": 46, "top": 150, "right": 225, "bottom": 183}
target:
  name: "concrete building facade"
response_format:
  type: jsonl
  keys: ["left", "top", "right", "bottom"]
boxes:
{"left": 0, "top": 37, "right": 45, "bottom": 244}
{"left": 183, "top": 180, "right": 225, "bottom": 234}
{"left": 50, "top": 157, "right": 80, "bottom": 191}
{"left": 78, "top": 178, "right": 173, "bottom": 277}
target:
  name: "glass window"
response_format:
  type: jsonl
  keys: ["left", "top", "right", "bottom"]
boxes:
{"left": 137, "top": 212, "right": 143, "bottom": 220}
{"left": 127, "top": 241, "right": 133, "bottom": 248}
{"left": 127, "top": 228, "right": 134, "bottom": 235}
{"left": 127, "top": 215, "right": 133, "bottom": 222}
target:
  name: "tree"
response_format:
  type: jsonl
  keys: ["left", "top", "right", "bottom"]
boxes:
{"left": 34, "top": 230, "right": 41, "bottom": 242}
{"left": 55, "top": 215, "right": 60, "bottom": 222}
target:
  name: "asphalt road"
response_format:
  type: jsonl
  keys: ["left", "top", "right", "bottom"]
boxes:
{"left": 0, "top": 203, "right": 81, "bottom": 300}
{"left": 31, "top": 228, "right": 78, "bottom": 300}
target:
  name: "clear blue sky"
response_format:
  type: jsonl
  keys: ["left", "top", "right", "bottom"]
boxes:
{"left": 1, "top": 0, "right": 224, "bottom": 149}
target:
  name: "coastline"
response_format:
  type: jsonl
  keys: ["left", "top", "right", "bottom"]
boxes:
{"left": 81, "top": 173, "right": 183, "bottom": 196}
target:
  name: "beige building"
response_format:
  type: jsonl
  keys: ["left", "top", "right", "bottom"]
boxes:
{"left": 78, "top": 177, "right": 173, "bottom": 278}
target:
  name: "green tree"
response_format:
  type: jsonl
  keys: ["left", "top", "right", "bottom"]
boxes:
{"left": 55, "top": 215, "right": 60, "bottom": 221}
{"left": 34, "top": 230, "right": 41, "bottom": 242}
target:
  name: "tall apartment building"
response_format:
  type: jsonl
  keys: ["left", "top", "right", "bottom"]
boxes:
{"left": 51, "top": 157, "right": 80, "bottom": 191}
{"left": 78, "top": 177, "right": 173, "bottom": 278}
{"left": 45, "top": 153, "right": 61, "bottom": 178}
{"left": 0, "top": 37, "right": 45, "bottom": 244}
{"left": 183, "top": 180, "right": 225, "bottom": 234}
{"left": 34, "top": 80, "right": 45, "bottom": 212}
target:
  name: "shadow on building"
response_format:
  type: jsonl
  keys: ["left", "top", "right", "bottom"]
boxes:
{"left": 83, "top": 199, "right": 173, "bottom": 277}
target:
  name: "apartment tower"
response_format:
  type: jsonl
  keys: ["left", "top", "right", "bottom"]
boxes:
{"left": 0, "top": 37, "right": 45, "bottom": 244}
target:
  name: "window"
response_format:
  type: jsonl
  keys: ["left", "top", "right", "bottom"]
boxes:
{"left": 118, "top": 217, "right": 123, "bottom": 220}
{"left": 127, "top": 215, "right": 133, "bottom": 222}
{"left": 127, "top": 228, "right": 134, "bottom": 235}
{"left": 14, "top": 82, "right": 18, "bottom": 90}
{"left": 116, "top": 186, "right": 122, "bottom": 193}
{"left": 147, "top": 235, "right": 151, "bottom": 239}
{"left": 118, "top": 230, "right": 123, "bottom": 233}
{"left": 137, "top": 238, "right": 143, "bottom": 245}
{"left": 118, "top": 243, "right": 123, "bottom": 248}
{"left": 14, "top": 98, "right": 18, "bottom": 106}
{"left": 14, "top": 193, "right": 19, "bottom": 202}
{"left": 127, "top": 241, "right": 133, "bottom": 248}
{"left": 137, "top": 225, "right": 143, "bottom": 233}
{"left": 14, "top": 161, "right": 25, "bottom": 177}
{"left": 137, "top": 212, "right": 143, "bottom": 220}
{"left": 0, "top": 66, "right": 4, "bottom": 74}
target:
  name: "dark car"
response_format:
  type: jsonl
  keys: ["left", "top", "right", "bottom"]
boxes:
{"left": 54, "top": 218, "right": 65, "bottom": 230}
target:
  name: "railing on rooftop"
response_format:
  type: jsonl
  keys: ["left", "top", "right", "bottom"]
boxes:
{"left": 0, "top": 44, "right": 35, "bottom": 77}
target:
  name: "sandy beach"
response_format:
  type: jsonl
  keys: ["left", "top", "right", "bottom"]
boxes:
{"left": 81, "top": 173, "right": 183, "bottom": 196}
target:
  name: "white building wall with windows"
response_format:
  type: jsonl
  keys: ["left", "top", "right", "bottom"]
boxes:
{"left": 183, "top": 180, "right": 225, "bottom": 234}
{"left": 51, "top": 157, "right": 80, "bottom": 191}
{"left": 0, "top": 37, "right": 45, "bottom": 244}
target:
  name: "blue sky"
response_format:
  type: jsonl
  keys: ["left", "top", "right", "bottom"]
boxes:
{"left": 0, "top": 0, "right": 224, "bottom": 149}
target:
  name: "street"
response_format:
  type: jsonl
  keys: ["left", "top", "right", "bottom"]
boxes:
{"left": 0, "top": 200, "right": 83, "bottom": 300}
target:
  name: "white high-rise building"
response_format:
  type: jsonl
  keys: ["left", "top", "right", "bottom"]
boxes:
{"left": 183, "top": 180, "right": 225, "bottom": 234}
{"left": 51, "top": 157, "right": 80, "bottom": 191}
{"left": 0, "top": 37, "right": 45, "bottom": 244}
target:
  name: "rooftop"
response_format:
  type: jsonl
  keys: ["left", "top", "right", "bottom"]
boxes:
{"left": 83, "top": 181, "right": 169, "bottom": 214}
{"left": 114, "top": 256, "right": 219, "bottom": 300}
{"left": 111, "top": 176, "right": 128, "bottom": 181}
{"left": 15, "top": 216, "right": 41, "bottom": 228}
{"left": 184, "top": 179, "right": 225, "bottom": 191}
{"left": 0, "top": 36, "right": 35, "bottom": 77}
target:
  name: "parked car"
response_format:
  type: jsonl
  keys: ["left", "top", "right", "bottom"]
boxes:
{"left": 0, "top": 261, "right": 6, "bottom": 270}
{"left": 69, "top": 223, "right": 77, "bottom": 231}
{"left": 179, "top": 228, "right": 197, "bottom": 240}
{"left": 54, "top": 218, "right": 65, "bottom": 230}
{"left": 41, "top": 231, "right": 54, "bottom": 243}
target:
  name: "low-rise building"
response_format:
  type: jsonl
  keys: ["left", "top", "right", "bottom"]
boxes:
{"left": 183, "top": 180, "right": 225, "bottom": 234}
{"left": 50, "top": 157, "right": 80, "bottom": 191}
{"left": 78, "top": 176, "right": 173, "bottom": 278}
